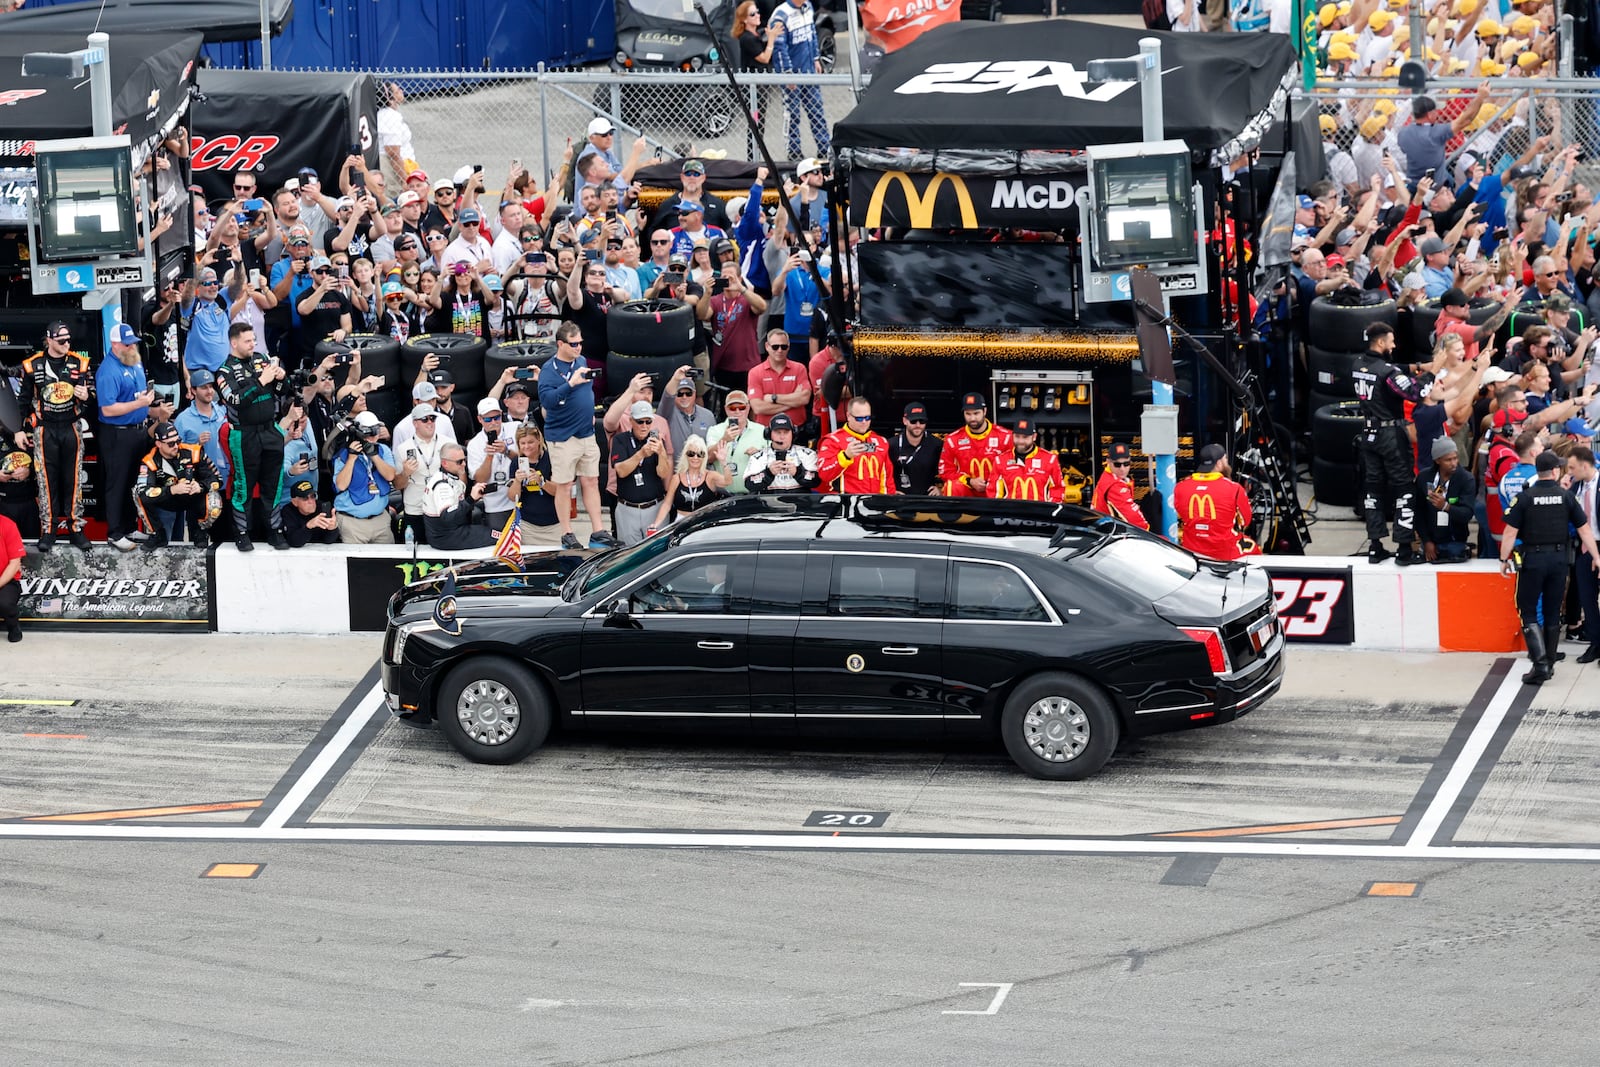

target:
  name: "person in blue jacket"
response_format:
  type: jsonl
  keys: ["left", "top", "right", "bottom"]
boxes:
{"left": 769, "top": 0, "right": 830, "bottom": 160}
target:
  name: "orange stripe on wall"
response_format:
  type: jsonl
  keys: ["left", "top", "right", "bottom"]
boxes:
{"left": 1436, "top": 571, "right": 1524, "bottom": 652}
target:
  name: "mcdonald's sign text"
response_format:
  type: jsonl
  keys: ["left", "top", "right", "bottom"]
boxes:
{"left": 849, "top": 169, "right": 1082, "bottom": 229}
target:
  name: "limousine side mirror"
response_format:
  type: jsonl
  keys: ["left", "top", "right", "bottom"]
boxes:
{"left": 604, "top": 598, "right": 633, "bottom": 627}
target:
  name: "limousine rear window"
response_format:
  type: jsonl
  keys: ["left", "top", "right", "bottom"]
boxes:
{"left": 1083, "top": 534, "right": 1196, "bottom": 600}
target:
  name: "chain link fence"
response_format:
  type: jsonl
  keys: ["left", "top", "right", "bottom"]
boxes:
{"left": 1297, "top": 78, "right": 1600, "bottom": 190}
{"left": 342, "top": 68, "right": 858, "bottom": 191}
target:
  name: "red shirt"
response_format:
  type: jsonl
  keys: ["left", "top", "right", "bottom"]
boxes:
{"left": 817, "top": 427, "right": 894, "bottom": 494}
{"left": 1436, "top": 316, "right": 1478, "bottom": 361}
{"left": 990, "top": 447, "right": 1064, "bottom": 503}
{"left": 747, "top": 359, "right": 809, "bottom": 427}
{"left": 1092, "top": 470, "right": 1149, "bottom": 529}
{"left": 938, "top": 421, "right": 1012, "bottom": 497}
{"left": 809, "top": 346, "right": 845, "bottom": 427}
{"left": 1172, "top": 472, "right": 1252, "bottom": 560}
{"left": 0, "top": 513, "right": 21, "bottom": 575}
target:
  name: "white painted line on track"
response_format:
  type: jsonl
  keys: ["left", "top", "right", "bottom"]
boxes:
{"left": 256, "top": 685, "right": 386, "bottom": 830}
{"left": 0, "top": 820, "right": 1597, "bottom": 863}
{"left": 1405, "top": 667, "right": 1525, "bottom": 850}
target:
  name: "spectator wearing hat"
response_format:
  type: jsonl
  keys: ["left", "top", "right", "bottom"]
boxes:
{"left": 817, "top": 397, "right": 892, "bottom": 495}
{"left": 267, "top": 223, "right": 317, "bottom": 362}
{"left": 396, "top": 401, "right": 450, "bottom": 542}
{"left": 325, "top": 191, "right": 382, "bottom": 260}
{"left": 744, "top": 413, "right": 819, "bottom": 492}
{"left": 609, "top": 400, "right": 672, "bottom": 545}
{"left": 393, "top": 380, "right": 459, "bottom": 454}
{"left": 637, "top": 229, "right": 675, "bottom": 291}
{"left": 1172, "top": 444, "right": 1252, "bottom": 559}
{"left": 1318, "top": 115, "right": 1359, "bottom": 199}
{"left": 294, "top": 167, "right": 339, "bottom": 242}
{"left": 280, "top": 477, "right": 341, "bottom": 547}
{"left": 395, "top": 189, "right": 427, "bottom": 242}
{"left": 133, "top": 422, "right": 224, "bottom": 550}
{"left": 490, "top": 373, "right": 538, "bottom": 436}
{"left": 671, "top": 158, "right": 732, "bottom": 232}
{"left": 990, "top": 418, "right": 1063, "bottom": 503}
{"left": 703, "top": 239, "right": 769, "bottom": 398}
{"left": 575, "top": 117, "right": 622, "bottom": 180}
{"left": 1398, "top": 85, "right": 1493, "bottom": 187}
{"left": 787, "top": 158, "right": 832, "bottom": 235}
{"left": 17, "top": 320, "right": 95, "bottom": 551}
{"left": 1417, "top": 235, "right": 1455, "bottom": 299}
{"left": 889, "top": 402, "right": 941, "bottom": 495}
{"left": 97, "top": 323, "right": 156, "bottom": 550}
{"left": 643, "top": 249, "right": 704, "bottom": 317}
{"left": 669, "top": 199, "right": 727, "bottom": 263}
{"left": 175, "top": 368, "right": 230, "bottom": 488}
{"left": 562, "top": 254, "right": 629, "bottom": 395}
{"left": 706, "top": 390, "right": 766, "bottom": 494}
{"left": 280, "top": 397, "right": 318, "bottom": 498}
{"left": 422, "top": 176, "right": 460, "bottom": 237}
{"left": 1501, "top": 449, "right": 1600, "bottom": 686}
{"left": 537, "top": 324, "right": 615, "bottom": 549}
{"left": 0, "top": 511, "right": 21, "bottom": 643}
{"left": 1437, "top": 285, "right": 1522, "bottom": 362}
{"left": 444, "top": 207, "right": 494, "bottom": 275}
{"left": 429, "top": 368, "right": 476, "bottom": 445}
{"left": 1411, "top": 435, "right": 1475, "bottom": 564}
{"left": 603, "top": 232, "right": 642, "bottom": 301}
{"left": 940, "top": 392, "right": 1013, "bottom": 499}
{"left": 375, "top": 280, "right": 413, "bottom": 343}
{"left": 466, "top": 396, "right": 519, "bottom": 534}
{"left": 656, "top": 372, "right": 716, "bottom": 464}
{"left": 332, "top": 410, "right": 401, "bottom": 544}
{"left": 294, "top": 255, "right": 355, "bottom": 360}
{"left": 1091, "top": 443, "right": 1149, "bottom": 529}
{"left": 438, "top": 259, "right": 499, "bottom": 341}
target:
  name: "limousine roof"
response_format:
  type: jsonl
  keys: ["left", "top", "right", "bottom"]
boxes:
{"left": 670, "top": 494, "right": 1118, "bottom": 554}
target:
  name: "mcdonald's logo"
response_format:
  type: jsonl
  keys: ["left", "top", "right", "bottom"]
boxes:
{"left": 1003, "top": 475, "right": 1044, "bottom": 501}
{"left": 1187, "top": 491, "right": 1217, "bottom": 522}
{"left": 970, "top": 458, "right": 993, "bottom": 481}
{"left": 863, "top": 170, "right": 978, "bottom": 229}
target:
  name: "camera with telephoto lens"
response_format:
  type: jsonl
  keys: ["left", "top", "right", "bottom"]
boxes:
{"left": 289, "top": 366, "right": 316, "bottom": 390}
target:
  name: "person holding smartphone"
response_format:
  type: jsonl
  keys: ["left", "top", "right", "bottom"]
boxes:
{"left": 536, "top": 322, "right": 616, "bottom": 550}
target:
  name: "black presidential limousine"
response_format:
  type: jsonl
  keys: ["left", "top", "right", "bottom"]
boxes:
{"left": 381, "top": 495, "right": 1284, "bottom": 780}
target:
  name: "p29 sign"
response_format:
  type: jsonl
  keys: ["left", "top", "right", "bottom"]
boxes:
{"left": 1264, "top": 567, "right": 1355, "bottom": 644}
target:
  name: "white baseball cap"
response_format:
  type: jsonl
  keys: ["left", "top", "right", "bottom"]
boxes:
{"left": 587, "top": 117, "right": 616, "bottom": 137}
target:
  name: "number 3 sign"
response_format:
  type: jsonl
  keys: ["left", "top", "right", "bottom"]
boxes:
{"left": 1267, "top": 568, "right": 1356, "bottom": 644}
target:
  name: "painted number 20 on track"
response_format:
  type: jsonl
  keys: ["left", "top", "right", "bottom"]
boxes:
{"left": 1269, "top": 578, "right": 1345, "bottom": 638}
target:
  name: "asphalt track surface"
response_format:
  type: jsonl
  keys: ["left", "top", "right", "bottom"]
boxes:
{"left": 2, "top": 634, "right": 1599, "bottom": 1064}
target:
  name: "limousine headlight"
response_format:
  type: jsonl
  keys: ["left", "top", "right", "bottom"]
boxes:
{"left": 391, "top": 619, "right": 438, "bottom": 664}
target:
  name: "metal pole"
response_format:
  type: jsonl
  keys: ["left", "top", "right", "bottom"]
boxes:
{"left": 1138, "top": 35, "right": 1177, "bottom": 541}
{"left": 1137, "top": 37, "right": 1163, "bottom": 144}
{"left": 1560, "top": 13, "right": 1575, "bottom": 77}
{"left": 87, "top": 32, "right": 112, "bottom": 137}
{"left": 538, "top": 63, "right": 550, "bottom": 189}
{"left": 259, "top": 0, "right": 273, "bottom": 70}
{"left": 841, "top": 0, "right": 864, "bottom": 99}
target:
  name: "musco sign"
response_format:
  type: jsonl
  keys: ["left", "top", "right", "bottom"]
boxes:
{"left": 849, "top": 168, "right": 1083, "bottom": 230}
{"left": 18, "top": 547, "right": 210, "bottom": 631}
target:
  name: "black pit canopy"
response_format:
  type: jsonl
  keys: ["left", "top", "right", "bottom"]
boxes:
{"left": 833, "top": 21, "right": 1295, "bottom": 155}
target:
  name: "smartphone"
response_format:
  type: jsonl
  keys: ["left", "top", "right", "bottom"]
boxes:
{"left": 339, "top": 265, "right": 350, "bottom": 280}
{"left": 351, "top": 174, "right": 366, "bottom": 194}
{"left": 349, "top": 142, "right": 362, "bottom": 157}
{"left": 518, "top": 456, "right": 531, "bottom": 476}
{"left": 584, "top": 249, "right": 600, "bottom": 263}
{"left": 1492, "top": 228, "right": 1509, "bottom": 241}
{"left": 796, "top": 249, "right": 812, "bottom": 263}
{"left": 513, "top": 367, "right": 536, "bottom": 380}
{"left": 663, "top": 270, "right": 684, "bottom": 284}
{"left": 606, "top": 208, "right": 617, "bottom": 222}
{"left": 242, "top": 197, "right": 266, "bottom": 213}
{"left": 249, "top": 267, "right": 263, "bottom": 288}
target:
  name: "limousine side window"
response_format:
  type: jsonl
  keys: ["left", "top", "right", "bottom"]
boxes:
{"left": 631, "top": 558, "right": 734, "bottom": 615}
{"left": 948, "top": 561, "right": 1049, "bottom": 623}
{"left": 826, "top": 558, "right": 922, "bottom": 618}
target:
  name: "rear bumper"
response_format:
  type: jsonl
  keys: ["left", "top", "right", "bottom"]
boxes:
{"left": 1128, "top": 639, "right": 1285, "bottom": 736}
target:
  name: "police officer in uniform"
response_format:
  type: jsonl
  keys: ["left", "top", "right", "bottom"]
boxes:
{"left": 14, "top": 321, "right": 94, "bottom": 551}
{"left": 889, "top": 402, "right": 941, "bottom": 495}
{"left": 1352, "top": 322, "right": 1432, "bottom": 565}
{"left": 1500, "top": 450, "right": 1600, "bottom": 685}
{"left": 216, "top": 324, "right": 292, "bottom": 551}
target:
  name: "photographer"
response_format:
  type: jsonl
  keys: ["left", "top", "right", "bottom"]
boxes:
{"left": 701, "top": 238, "right": 767, "bottom": 397}
{"left": 501, "top": 237, "right": 564, "bottom": 341}
{"left": 133, "top": 423, "right": 224, "bottom": 549}
{"left": 216, "top": 323, "right": 291, "bottom": 551}
{"left": 279, "top": 477, "right": 341, "bottom": 547}
{"left": 397, "top": 402, "right": 449, "bottom": 543}
{"left": 332, "top": 411, "right": 401, "bottom": 544}
{"left": 466, "top": 397, "right": 520, "bottom": 533}
{"left": 609, "top": 401, "right": 672, "bottom": 546}
{"left": 281, "top": 399, "right": 319, "bottom": 496}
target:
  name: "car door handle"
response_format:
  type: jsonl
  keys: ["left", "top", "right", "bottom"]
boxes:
{"left": 881, "top": 646, "right": 919, "bottom": 655}
{"left": 697, "top": 640, "right": 735, "bottom": 650}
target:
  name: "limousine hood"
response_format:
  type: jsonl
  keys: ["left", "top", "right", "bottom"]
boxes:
{"left": 389, "top": 550, "right": 593, "bottom": 617}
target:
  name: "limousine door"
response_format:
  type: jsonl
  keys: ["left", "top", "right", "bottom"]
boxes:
{"left": 791, "top": 548, "right": 948, "bottom": 722}
{"left": 579, "top": 552, "right": 754, "bottom": 720}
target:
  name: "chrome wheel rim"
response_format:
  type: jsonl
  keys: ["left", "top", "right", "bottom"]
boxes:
{"left": 456, "top": 680, "right": 520, "bottom": 746}
{"left": 1023, "top": 696, "right": 1089, "bottom": 763}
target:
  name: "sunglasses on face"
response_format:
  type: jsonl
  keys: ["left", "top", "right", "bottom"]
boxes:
{"left": 50, "top": 334, "right": 71, "bottom": 342}
{"left": 686, "top": 450, "right": 706, "bottom": 457}
{"left": 906, "top": 418, "right": 926, "bottom": 425}
{"left": 848, "top": 414, "right": 871, "bottom": 421}
{"left": 651, "top": 238, "right": 671, "bottom": 245}
{"left": 481, "top": 414, "right": 502, "bottom": 422}
{"left": 1112, "top": 460, "right": 1131, "bottom": 468}
{"left": 234, "top": 184, "right": 254, "bottom": 192}
{"left": 416, "top": 415, "right": 437, "bottom": 422}
{"left": 726, "top": 404, "right": 748, "bottom": 412}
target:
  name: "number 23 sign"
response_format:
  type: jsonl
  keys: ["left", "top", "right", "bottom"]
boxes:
{"left": 1266, "top": 567, "right": 1355, "bottom": 644}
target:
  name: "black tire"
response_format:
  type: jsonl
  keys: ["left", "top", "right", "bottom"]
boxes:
{"left": 316, "top": 334, "right": 402, "bottom": 391}
{"left": 1311, "top": 400, "right": 1364, "bottom": 465}
{"left": 1308, "top": 296, "right": 1396, "bottom": 353}
{"left": 1312, "top": 456, "right": 1360, "bottom": 508}
{"left": 402, "top": 333, "right": 489, "bottom": 394}
{"left": 999, "top": 672, "right": 1120, "bottom": 781}
{"left": 485, "top": 341, "right": 558, "bottom": 384}
{"left": 605, "top": 350, "right": 696, "bottom": 398}
{"left": 436, "top": 655, "right": 553, "bottom": 765}
{"left": 1307, "top": 346, "right": 1360, "bottom": 398}
{"left": 607, "top": 299, "right": 696, "bottom": 358}
{"left": 694, "top": 86, "right": 734, "bottom": 139}
{"left": 1306, "top": 388, "right": 1345, "bottom": 423}
{"left": 1410, "top": 297, "right": 1497, "bottom": 352}
{"left": 816, "top": 22, "right": 837, "bottom": 73}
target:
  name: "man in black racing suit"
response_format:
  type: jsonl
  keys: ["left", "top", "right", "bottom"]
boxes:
{"left": 1352, "top": 322, "right": 1432, "bottom": 565}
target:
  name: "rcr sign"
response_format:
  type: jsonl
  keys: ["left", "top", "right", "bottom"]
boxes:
{"left": 189, "top": 134, "right": 281, "bottom": 172}
{"left": 894, "top": 61, "right": 1155, "bottom": 100}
